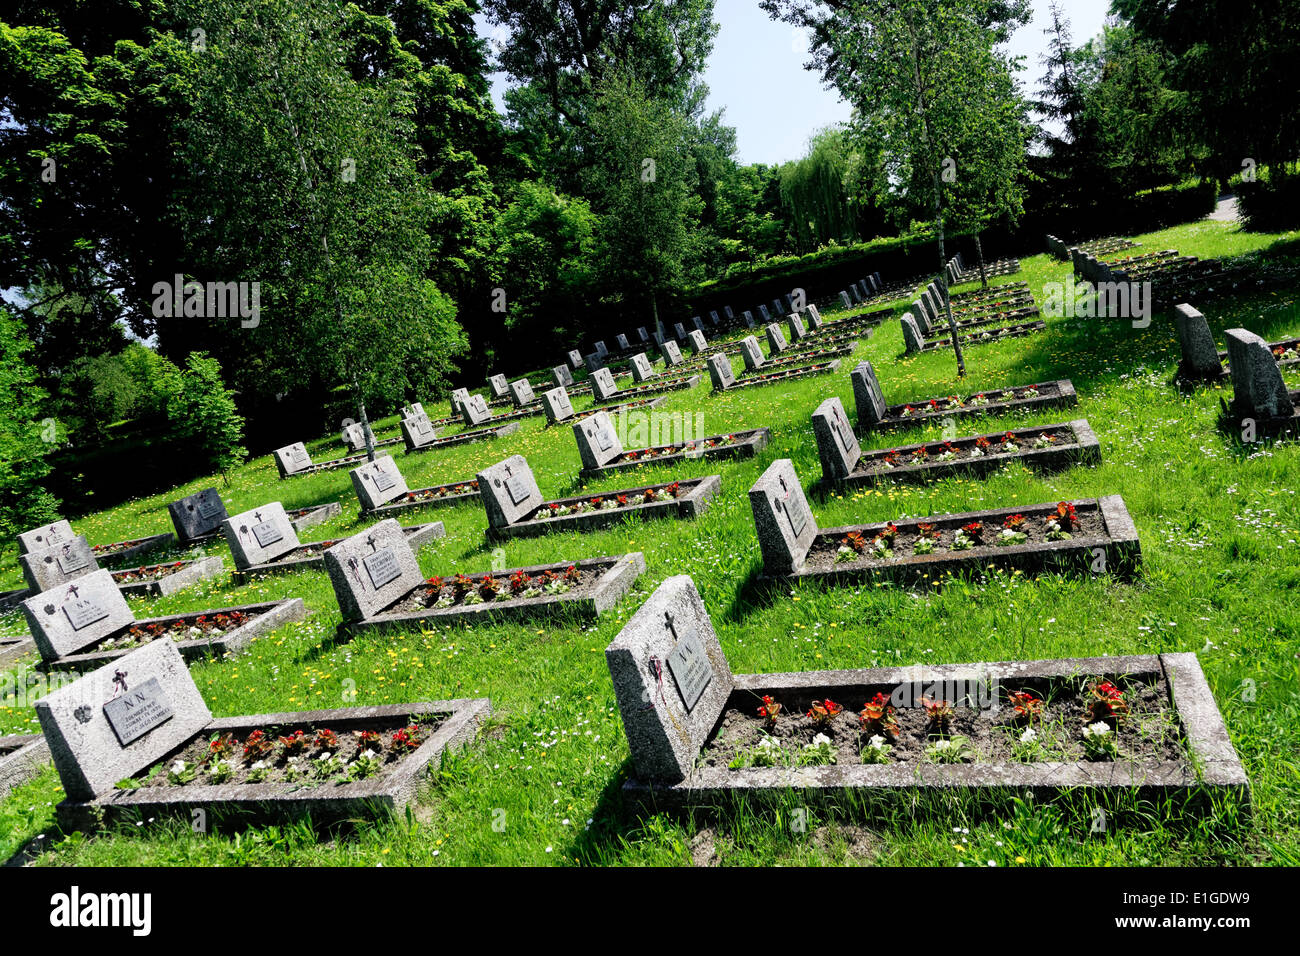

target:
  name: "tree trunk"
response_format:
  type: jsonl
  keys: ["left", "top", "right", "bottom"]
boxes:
{"left": 932, "top": 173, "right": 966, "bottom": 378}
{"left": 974, "top": 232, "right": 988, "bottom": 289}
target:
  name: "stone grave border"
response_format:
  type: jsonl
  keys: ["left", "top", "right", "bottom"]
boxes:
{"left": 92, "top": 533, "right": 176, "bottom": 566}
{"left": 832, "top": 419, "right": 1100, "bottom": 487}
{"left": 489, "top": 476, "right": 723, "bottom": 540}
{"left": 369, "top": 481, "right": 480, "bottom": 514}
{"left": 403, "top": 420, "right": 522, "bottom": 455}
{"left": 42, "top": 598, "right": 307, "bottom": 672}
{"left": 234, "top": 524, "right": 444, "bottom": 580}
{"left": 595, "top": 376, "right": 701, "bottom": 404}
{"left": 56, "top": 698, "right": 491, "bottom": 832}
{"left": 114, "top": 556, "right": 227, "bottom": 598}
{"left": 0, "top": 733, "right": 50, "bottom": 800}
{"left": 866, "top": 380, "right": 1078, "bottom": 432}
{"left": 351, "top": 553, "right": 646, "bottom": 632}
{"left": 719, "top": 359, "right": 843, "bottom": 392}
{"left": 579, "top": 428, "right": 772, "bottom": 478}
{"left": 917, "top": 321, "right": 1046, "bottom": 352}
{"left": 619, "top": 652, "right": 1245, "bottom": 811}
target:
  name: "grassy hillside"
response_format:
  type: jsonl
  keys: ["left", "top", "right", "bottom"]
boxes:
{"left": 2, "top": 218, "right": 1298, "bottom": 866}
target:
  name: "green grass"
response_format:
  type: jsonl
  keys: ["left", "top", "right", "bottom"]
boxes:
{"left": 2, "top": 217, "right": 1299, "bottom": 866}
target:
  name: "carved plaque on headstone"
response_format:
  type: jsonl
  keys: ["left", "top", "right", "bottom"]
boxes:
{"left": 372, "top": 468, "right": 396, "bottom": 493}
{"left": 64, "top": 597, "right": 110, "bottom": 632}
{"left": 197, "top": 496, "right": 223, "bottom": 519}
{"left": 505, "top": 473, "right": 530, "bottom": 505}
{"left": 363, "top": 548, "right": 402, "bottom": 590}
{"left": 103, "top": 677, "right": 175, "bottom": 747}
{"left": 252, "top": 520, "right": 284, "bottom": 548}
{"left": 666, "top": 625, "right": 713, "bottom": 714}
{"left": 56, "top": 548, "right": 89, "bottom": 575}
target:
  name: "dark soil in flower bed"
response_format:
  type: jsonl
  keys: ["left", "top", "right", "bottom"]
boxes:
{"left": 389, "top": 564, "right": 594, "bottom": 614}
{"left": 585, "top": 429, "right": 771, "bottom": 476}
{"left": 950, "top": 281, "right": 1029, "bottom": 302}
{"left": 597, "top": 377, "right": 699, "bottom": 402}
{"left": 844, "top": 421, "right": 1099, "bottom": 486}
{"left": 120, "top": 714, "right": 445, "bottom": 791}
{"left": 727, "top": 359, "right": 842, "bottom": 389}
{"left": 869, "top": 379, "right": 1077, "bottom": 431}
{"left": 705, "top": 672, "right": 1183, "bottom": 769}
{"left": 111, "top": 556, "right": 226, "bottom": 598}
{"left": 763, "top": 343, "right": 856, "bottom": 370}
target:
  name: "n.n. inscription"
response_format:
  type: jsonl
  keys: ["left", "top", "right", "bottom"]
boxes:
{"left": 64, "top": 597, "right": 109, "bottom": 632}
{"left": 665, "top": 614, "right": 713, "bottom": 713}
{"left": 102, "top": 678, "right": 175, "bottom": 747}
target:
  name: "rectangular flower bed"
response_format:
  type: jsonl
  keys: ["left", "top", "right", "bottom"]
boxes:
{"left": 865, "top": 379, "right": 1078, "bottom": 432}
{"left": 405, "top": 420, "right": 522, "bottom": 455}
{"left": 919, "top": 320, "right": 1046, "bottom": 351}
{"left": 759, "top": 343, "right": 857, "bottom": 371}
{"left": 723, "top": 358, "right": 843, "bottom": 391}
{"left": 605, "top": 577, "right": 1244, "bottom": 811}
{"left": 369, "top": 480, "right": 480, "bottom": 514}
{"left": 351, "top": 553, "right": 646, "bottom": 632}
{"left": 788, "top": 497, "right": 1140, "bottom": 584}
{"left": 235, "top": 523, "right": 443, "bottom": 579}
{"left": 33, "top": 638, "right": 496, "bottom": 837}
{"left": 596, "top": 375, "right": 701, "bottom": 402}
{"left": 835, "top": 420, "right": 1100, "bottom": 487}
{"left": 580, "top": 428, "right": 771, "bottom": 478}
{"left": 0, "top": 733, "right": 50, "bottom": 800}
{"left": 43, "top": 598, "right": 306, "bottom": 672}
{"left": 91, "top": 533, "right": 176, "bottom": 566}
{"left": 112, "top": 556, "right": 227, "bottom": 598}
{"left": 496, "top": 477, "right": 721, "bottom": 539}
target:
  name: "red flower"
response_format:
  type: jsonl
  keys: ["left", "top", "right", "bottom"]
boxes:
{"left": 806, "top": 699, "right": 843, "bottom": 727}
{"left": 757, "top": 695, "right": 782, "bottom": 724}
{"left": 962, "top": 521, "right": 984, "bottom": 540}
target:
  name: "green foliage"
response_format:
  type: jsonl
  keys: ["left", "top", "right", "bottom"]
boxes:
{"left": 157, "top": 353, "right": 248, "bottom": 480}
{"left": 0, "top": 308, "right": 61, "bottom": 542}
{"left": 778, "top": 127, "right": 872, "bottom": 253}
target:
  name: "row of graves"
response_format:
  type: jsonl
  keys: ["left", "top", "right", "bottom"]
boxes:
{"left": 1071, "top": 245, "right": 1239, "bottom": 310}
{"left": 1046, "top": 233, "right": 1139, "bottom": 261}
{"left": 599, "top": 355, "right": 1245, "bottom": 811}
{"left": 900, "top": 276, "right": 1044, "bottom": 355}
{"left": 1173, "top": 303, "right": 1300, "bottom": 385}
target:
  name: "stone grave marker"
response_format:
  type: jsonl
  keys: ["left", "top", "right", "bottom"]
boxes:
{"left": 652, "top": 330, "right": 666, "bottom": 348}
{"left": 782, "top": 293, "right": 795, "bottom": 313}
{"left": 574, "top": 412, "right": 625, "bottom": 471}
{"left": 567, "top": 349, "right": 583, "bottom": 370}
{"left": 35, "top": 639, "right": 213, "bottom": 801}
{"left": 274, "top": 442, "right": 314, "bottom": 477}
{"left": 462, "top": 393, "right": 492, "bottom": 426}
{"left": 839, "top": 290, "right": 852, "bottom": 309}
{"left": 871, "top": 272, "right": 882, "bottom": 289}
{"left": 1226, "top": 328, "right": 1293, "bottom": 421}
{"left": 20, "top": 536, "right": 100, "bottom": 593}
{"left": 630, "top": 352, "right": 655, "bottom": 383}
{"left": 758, "top": 304, "right": 772, "bottom": 323}
{"left": 901, "top": 313, "right": 925, "bottom": 353}
{"left": 18, "top": 520, "right": 75, "bottom": 555}
{"left": 604, "top": 575, "right": 735, "bottom": 784}
{"left": 638, "top": 326, "right": 650, "bottom": 342}
{"left": 662, "top": 340, "right": 684, "bottom": 367}
{"left": 788, "top": 312, "right": 807, "bottom": 342}
{"left": 1173, "top": 304, "right": 1222, "bottom": 378}
{"left": 221, "top": 502, "right": 300, "bottom": 569}
{"left": 341, "top": 422, "right": 375, "bottom": 453}
{"left": 709, "top": 310, "right": 720, "bottom": 326}
{"left": 552, "top": 364, "right": 574, "bottom": 388}
{"left": 541, "top": 385, "right": 576, "bottom": 425}
{"left": 807, "top": 304, "right": 823, "bottom": 329}
{"left": 687, "top": 329, "right": 708, "bottom": 354}
{"left": 168, "top": 487, "right": 227, "bottom": 543}
{"left": 765, "top": 323, "right": 788, "bottom": 355}
{"left": 739, "top": 336, "right": 765, "bottom": 371}
{"left": 772, "top": 298, "right": 786, "bottom": 316}
{"left": 450, "top": 387, "right": 471, "bottom": 417}
{"left": 400, "top": 412, "right": 437, "bottom": 450}
{"left": 811, "top": 397, "right": 862, "bottom": 482}
{"left": 706, "top": 353, "right": 736, "bottom": 391}
{"left": 851, "top": 360, "right": 887, "bottom": 428}
{"left": 476, "top": 456, "right": 544, "bottom": 530}
{"left": 584, "top": 351, "right": 605, "bottom": 373}
{"left": 692, "top": 316, "right": 706, "bottom": 333}
{"left": 616, "top": 333, "right": 631, "bottom": 351}
{"left": 509, "top": 378, "right": 535, "bottom": 407}
{"left": 724, "top": 305, "right": 734, "bottom": 320}
{"left": 488, "top": 375, "right": 509, "bottom": 399}
{"left": 748, "top": 459, "right": 818, "bottom": 575}
{"left": 22, "top": 569, "right": 133, "bottom": 662}
{"left": 324, "top": 519, "right": 424, "bottom": 623}
{"left": 350, "top": 456, "right": 410, "bottom": 512}
{"left": 401, "top": 402, "right": 426, "bottom": 420}
{"left": 595, "top": 340, "right": 609, "bottom": 357}
{"left": 743, "top": 309, "right": 756, "bottom": 329}
{"left": 591, "top": 367, "right": 620, "bottom": 401}
{"left": 673, "top": 322, "right": 688, "bottom": 340}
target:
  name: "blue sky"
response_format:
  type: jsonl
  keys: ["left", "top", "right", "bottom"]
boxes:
{"left": 476, "top": 0, "right": 1113, "bottom": 166}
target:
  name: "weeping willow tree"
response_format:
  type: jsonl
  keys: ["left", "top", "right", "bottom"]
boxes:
{"left": 778, "top": 127, "right": 864, "bottom": 253}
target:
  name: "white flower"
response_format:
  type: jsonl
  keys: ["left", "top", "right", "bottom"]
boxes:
{"left": 170, "top": 760, "right": 187, "bottom": 774}
{"left": 869, "top": 734, "right": 887, "bottom": 749}
{"left": 1019, "top": 728, "right": 1037, "bottom": 744}
{"left": 932, "top": 739, "right": 952, "bottom": 751}
{"left": 364, "top": 749, "right": 379, "bottom": 759}
{"left": 1084, "top": 721, "right": 1111, "bottom": 738}
{"left": 811, "top": 733, "right": 832, "bottom": 747}
{"left": 251, "top": 761, "right": 266, "bottom": 770}
{"left": 317, "top": 750, "right": 333, "bottom": 761}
